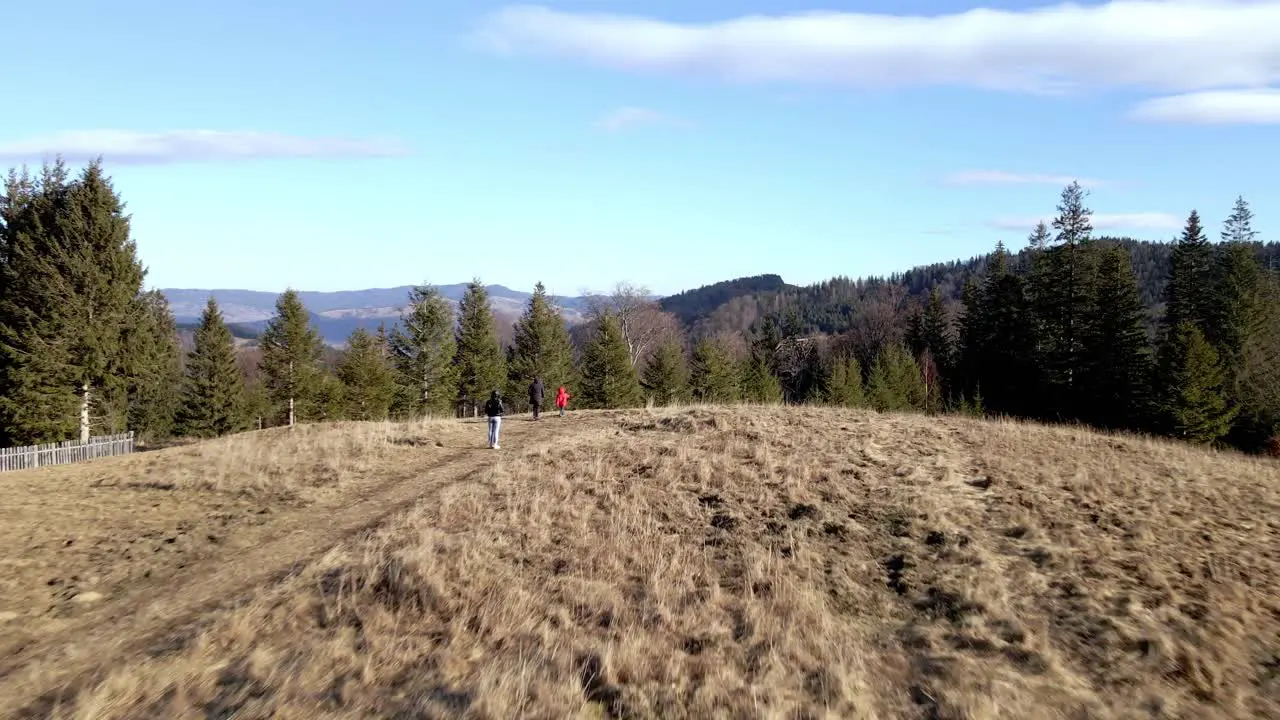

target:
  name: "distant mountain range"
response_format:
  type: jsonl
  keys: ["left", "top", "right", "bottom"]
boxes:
{"left": 162, "top": 284, "right": 595, "bottom": 345}
{"left": 164, "top": 241, "right": 1280, "bottom": 348}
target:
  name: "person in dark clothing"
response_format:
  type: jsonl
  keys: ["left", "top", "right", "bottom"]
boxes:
{"left": 484, "top": 390, "right": 504, "bottom": 449}
{"left": 528, "top": 376, "right": 545, "bottom": 420}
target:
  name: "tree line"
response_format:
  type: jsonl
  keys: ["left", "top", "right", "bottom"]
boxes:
{"left": 2, "top": 161, "right": 1277, "bottom": 454}
{"left": 936, "top": 186, "right": 1279, "bottom": 453}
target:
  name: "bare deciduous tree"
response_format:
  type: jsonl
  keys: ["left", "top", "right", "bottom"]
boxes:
{"left": 846, "top": 283, "right": 910, "bottom": 372}
{"left": 919, "top": 348, "right": 943, "bottom": 415}
{"left": 583, "top": 282, "right": 683, "bottom": 368}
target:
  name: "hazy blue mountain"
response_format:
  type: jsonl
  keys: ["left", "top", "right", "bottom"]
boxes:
{"left": 161, "top": 284, "right": 598, "bottom": 345}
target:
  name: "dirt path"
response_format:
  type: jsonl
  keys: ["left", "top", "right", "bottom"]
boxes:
{"left": 0, "top": 415, "right": 574, "bottom": 717}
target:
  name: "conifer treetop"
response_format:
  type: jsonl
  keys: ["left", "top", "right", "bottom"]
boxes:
{"left": 1052, "top": 180, "right": 1094, "bottom": 247}
{"left": 1222, "top": 196, "right": 1258, "bottom": 244}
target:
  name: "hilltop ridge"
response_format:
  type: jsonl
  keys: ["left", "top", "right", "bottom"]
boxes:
{"left": 0, "top": 406, "right": 1275, "bottom": 718}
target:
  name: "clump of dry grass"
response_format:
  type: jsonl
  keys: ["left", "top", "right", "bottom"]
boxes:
{"left": 11, "top": 407, "right": 1280, "bottom": 719}
{"left": 155, "top": 422, "right": 401, "bottom": 497}
{"left": 82, "top": 418, "right": 471, "bottom": 499}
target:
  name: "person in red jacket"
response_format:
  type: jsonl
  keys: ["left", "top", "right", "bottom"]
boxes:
{"left": 555, "top": 385, "right": 570, "bottom": 417}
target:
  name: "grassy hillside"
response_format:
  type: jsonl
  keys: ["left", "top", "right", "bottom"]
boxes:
{"left": 0, "top": 408, "right": 1276, "bottom": 718}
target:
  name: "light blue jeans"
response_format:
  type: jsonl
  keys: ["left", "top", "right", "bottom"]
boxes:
{"left": 487, "top": 417, "right": 502, "bottom": 447}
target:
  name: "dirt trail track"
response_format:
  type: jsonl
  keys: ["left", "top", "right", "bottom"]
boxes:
{"left": 0, "top": 415, "right": 566, "bottom": 717}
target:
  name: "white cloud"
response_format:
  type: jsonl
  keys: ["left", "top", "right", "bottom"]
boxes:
{"left": 945, "top": 170, "right": 1107, "bottom": 187}
{"left": 1129, "top": 88, "right": 1280, "bottom": 124}
{"left": 474, "top": 2, "right": 1280, "bottom": 95}
{"left": 990, "top": 212, "right": 1182, "bottom": 232}
{"left": 594, "top": 106, "right": 689, "bottom": 132}
{"left": 0, "top": 130, "right": 409, "bottom": 165}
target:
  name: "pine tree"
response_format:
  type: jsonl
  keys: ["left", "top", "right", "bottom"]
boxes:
{"left": 0, "top": 166, "right": 66, "bottom": 445}
{"left": 1164, "top": 209, "right": 1214, "bottom": 334}
{"left": 866, "top": 343, "right": 925, "bottom": 412}
{"left": 823, "top": 354, "right": 865, "bottom": 407}
{"left": 0, "top": 159, "right": 146, "bottom": 444}
{"left": 453, "top": 280, "right": 507, "bottom": 416}
{"left": 907, "top": 287, "right": 953, "bottom": 376}
{"left": 259, "top": 288, "right": 324, "bottom": 426}
{"left": 736, "top": 316, "right": 780, "bottom": 403}
{"left": 750, "top": 315, "right": 782, "bottom": 371}
{"left": 957, "top": 384, "right": 987, "bottom": 418}
{"left": 689, "top": 337, "right": 740, "bottom": 403}
{"left": 242, "top": 379, "right": 272, "bottom": 431}
{"left": 507, "top": 281, "right": 576, "bottom": 409}
{"left": 176, "top": 298, "right": 245, "bottom": 437}
{"left": 642, "top": 340, "right": 690, "bottom": 406}
{"left": 1208, "top": 196, "right": 1263, "bottom": 429}
{"left": 1024, "top": 221, "right": 1053, "bottom": 379}
{"left": 987, "top": 260, "right": 1040, "bottom": 416}
{"left": 0, "top": 166, "right": 33, "bottom": 259}
{"left": 1209, "top": 239, "right": 1280, "bottom": 449}
{"left": 578, "top": 311, "right": 643, "bottom": 409}
{"left": 1082, "top": 245, "right": 1153, "bottom": 430}
{"left": 957, "top": 243, "right": 1038, "bottom": 417}
{"left": 312, "top": 372, "right": 347, "bottom": 422}
{"left": 1221, "top": 195, "right": 1258, "bottom": 244}
{"left": 65, "top": 162, "right": 148, "bottom": 438}
{"left": 1031, "top": 181, "right": 1098, "bottom": 419}
{"left": 1234, "top": 276, "right": 1280, "bottom": 451}
{"left": 1209, "top": 241, "right": 1266, "bottom": 376}
{"left": 739, "top": 355, "right": 783, "bottom": 403}
{"left": 389, "top": 284, "right": 458, "bottom": 417}
{"left": 954, "top": 275, "right": 985, "bottom": 400}
{"left": 375, "top": 322, "right": 390, "bottom": 358}
{"left": 124, "top": 289, "right": 182, "bottom": 441}
{"left": 1156, "top": 322, "right": 1235, "bottom": 444}
{"left": 338, "top": 327, "right": 397, "bottom": 421}
{"left": 1027, "top": 221, "right": 1051, "bottom": 252}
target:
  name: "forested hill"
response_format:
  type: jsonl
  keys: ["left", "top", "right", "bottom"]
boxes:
{"left": 176, "top": 319, "right": 260, "bottom": 342}
{"left": 679, "top": 238, "right": 1280, "bottom": 338}
{"left": 658, "top": 274, "right": 796, "bottom": 325}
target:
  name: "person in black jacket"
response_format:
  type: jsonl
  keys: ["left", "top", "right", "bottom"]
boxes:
{"left": 528, "top": 376, "right": 545, "bottom": 420}
{"left": 484, "top": 390, "right": 504, "bottom": 449}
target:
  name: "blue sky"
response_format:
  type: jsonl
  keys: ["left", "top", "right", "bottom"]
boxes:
{"left": 2, "top": 1, "right": 1278, "bottom": 297}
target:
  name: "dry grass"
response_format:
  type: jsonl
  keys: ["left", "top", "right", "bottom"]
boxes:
{"left": 122, "top": 420, "right": 464, "bottom": 497}
{"left": 1, "top": 407, "right": 1278, "bottom": 719}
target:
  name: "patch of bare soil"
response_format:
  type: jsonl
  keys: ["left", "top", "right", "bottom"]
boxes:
{"left": 2, "top": 408, "right": 1278, "bottom": 719}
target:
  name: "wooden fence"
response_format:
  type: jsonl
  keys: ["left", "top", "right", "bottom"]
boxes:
{"left": 0, "top": 432, "right": 135, "bottom": 473}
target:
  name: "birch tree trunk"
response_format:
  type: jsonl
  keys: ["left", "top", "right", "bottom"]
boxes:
{"left": 79, "top": 382, "right": 91, "bottom": 443}
{"left": 422, "top": 370, "right": 430, "bottom": 415}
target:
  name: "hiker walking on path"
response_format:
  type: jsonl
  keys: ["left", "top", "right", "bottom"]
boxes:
{"left": 485, "top": 390, "right": 504, "bottom": 449}
{"left": 556, "top": 385, "right": 570, "bottom": 418}
{"left": 529, "top": 376, "right": 545, "bottom": 420}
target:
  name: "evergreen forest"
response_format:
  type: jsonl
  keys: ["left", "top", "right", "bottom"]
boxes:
{"left": 2, "top": 159, "right": 1278, "bottom": 455}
